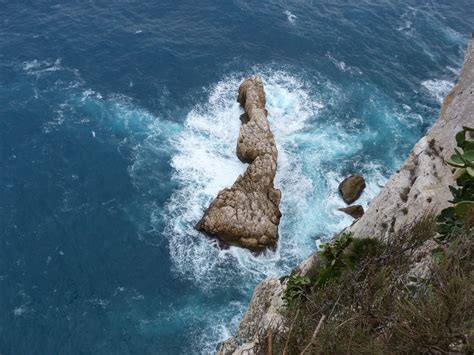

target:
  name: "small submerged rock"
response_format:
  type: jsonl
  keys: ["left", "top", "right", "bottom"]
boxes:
{"left": 339, "top": 175, "right": 366, "bottom": 204}
{"left": 338, "top": 205, "right": 364, "bottom": 219}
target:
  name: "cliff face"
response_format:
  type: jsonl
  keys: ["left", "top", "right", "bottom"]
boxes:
{"left": 348, "top": 39, "right": 474, "bottom": 240}
{"left": 218, "top": 39, "right": 474, "bottom": 354}
{"left": 197, "top": 76, "right": 282, "bottom": 252}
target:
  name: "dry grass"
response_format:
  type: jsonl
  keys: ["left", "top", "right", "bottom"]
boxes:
{"left": 280, "top": 217, "right": 474, "bottom": 354}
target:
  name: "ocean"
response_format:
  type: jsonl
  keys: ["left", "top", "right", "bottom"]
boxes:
{"left": 0, "top": 1, "right": 472, "bottom": 353}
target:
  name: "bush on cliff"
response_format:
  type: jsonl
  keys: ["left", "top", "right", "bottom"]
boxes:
{"left": 281, "top": 218, "right": 473, "bottom": 354}
{"left": 437, "top": 126, "right": 474, "bottom": 243}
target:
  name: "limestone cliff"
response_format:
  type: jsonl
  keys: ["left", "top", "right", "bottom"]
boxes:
{"left": 197, "top": 76, "right": 282, "bottom": 252}
{"left": 217, "top": 39, "right": 473, "bottom": 354}
{"left": 347, "top": 38, "right": 474, "bottom": 240}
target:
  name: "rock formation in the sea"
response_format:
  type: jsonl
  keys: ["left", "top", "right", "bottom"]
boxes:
{"left": 338, "top": 204, "right": 364, "bottom": 219}
{"left": 196, "top": 76, "right": 281, "bottom": 252}
{"left": 339, "top": 175, "right": 366, "bottom": 204}
{"left": 217, "top": 39, "right": 474, "bottom": 355}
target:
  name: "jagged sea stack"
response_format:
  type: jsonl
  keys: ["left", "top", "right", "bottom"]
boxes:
{"left": 196, "top": 76, "right": 282, "bottom": 252}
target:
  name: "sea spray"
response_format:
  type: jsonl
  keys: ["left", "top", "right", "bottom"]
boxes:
{"left": 159, "top": 70, "right": 388, "bottom": 351}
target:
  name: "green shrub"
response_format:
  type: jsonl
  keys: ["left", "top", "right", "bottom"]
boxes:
{"left": 437, "top": 126, "right": 474, "bottom": 243}
{"left": 281, "top": 220, "right": 473, "bottom": 354}
{"left": 283, "top": 234, "right": 380, "bottom": 306}
{"left": 282, "top": 273, "right": 311, "bottom": 307}
{"left": 316, "top": 234, "right": 379, "bottom": 287}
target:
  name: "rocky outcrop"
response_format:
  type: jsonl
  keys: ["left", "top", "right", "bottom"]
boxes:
{"left": 338, "top": 175, "right": 366, "bottom": 204}
{"left": 218, "top": 279, "right": 286, "bottom": 354}
{"left": 236, "top": 77, "right": 278, "bottom": 163}
{"left": 217, "top": 39, "right": 474, "bottom": 354}
{"left": 196, "top": 76, "right": 281, "bottom": 252}
{"left": 217, "top": 254, "right": 320, "bottom": 355}
{"left": 347, "top": 38, "right": 474, "bottom": 240}
{"left": 338, "top": 205, "right": 364, "bottom": 219}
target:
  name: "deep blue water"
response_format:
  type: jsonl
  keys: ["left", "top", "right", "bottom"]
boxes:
{"left": 0, "top": 1, "right": 472, "bottom": 353}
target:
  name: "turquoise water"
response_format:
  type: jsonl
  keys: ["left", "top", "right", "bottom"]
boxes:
{"left": 0, "top": 1, "right": 472, "bottom": 353}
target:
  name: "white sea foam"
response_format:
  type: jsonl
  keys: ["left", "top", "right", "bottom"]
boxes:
{"left": 396, "top": 6, "right": 417, "bottom": 35}
{"left": 422, "top": 79, "right": 454, "bottom": 104}
{"left": 13, "top": 290, "right": 32, "bottom": 317}
{"left": 163, "top": 72, "right": 325, "bottom": 285}
{"left": 326, "top": 53, "right": 362, "bottom": 75}
{"left": 155, "top": 70, "right": 388, "bottom": 351}
{"left": 13, "top": 305, "right": 29, "bottom": 317}
{"left": 396, "top": 19, "right": 412, "bottom": 32}
{"left": 42, "top": 105, "right": 66, "bottom": 133}
{"left": 283, "top": 10, "right": 297, "bottom": 24}
{"left": 446, "top": 66, "right": 460, "bottom": 76}
{"left": 443, "top": 26, "right": 465, "bottom": 44}
{"left": 87, "top": 298, "right": 110, "bottom": 308}
{"left": 22, "top": 58, "right": 62, "bottom": 75}
{"left": 163, "top": 76, "right": 248, "bottom": 287}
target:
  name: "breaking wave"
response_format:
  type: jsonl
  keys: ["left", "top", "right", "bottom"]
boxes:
{"left": 422, "top": 79, "right": 455, "bottom": 104}
{"left": 156, "top": 70, "right": 387, "bottom": 351}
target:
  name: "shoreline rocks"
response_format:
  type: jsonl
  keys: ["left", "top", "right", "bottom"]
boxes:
{"left": 338, "top": 175, "right": 366, "bottom": 219}
{"left": 338, "top": 205, "right": 364, "bottom": 219}
{"left": 338, "top": 175, "right": 366, "bottom": 204}
{"left": 196, "top": 76, "right": 281, "bottom": 252}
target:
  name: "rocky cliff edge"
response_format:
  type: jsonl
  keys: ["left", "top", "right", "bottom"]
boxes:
{"left": 218, "top": 39, "right": 474, "bottom": 354}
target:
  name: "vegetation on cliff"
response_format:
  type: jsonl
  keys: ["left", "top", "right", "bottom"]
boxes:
{"left": 279, "top": 219, "right": 472, "bottom": 354}
{"left": 277, "top": 128, "right": 474, "bottom": 354}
